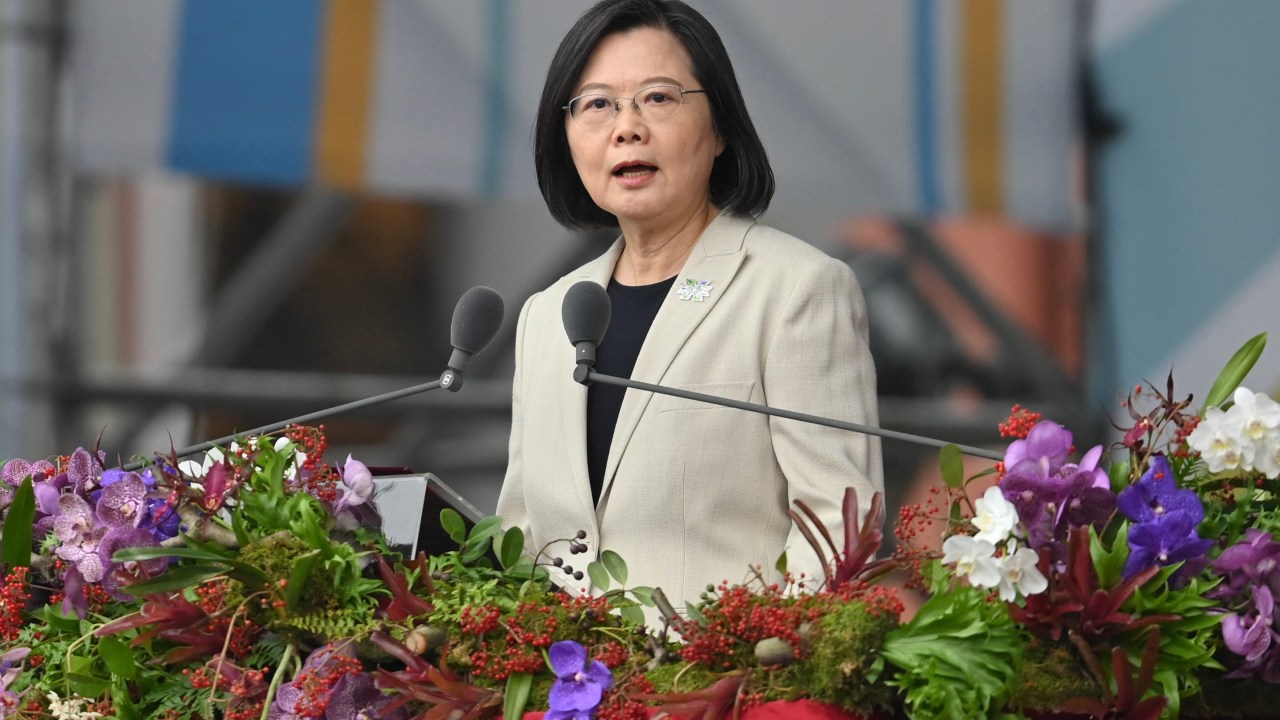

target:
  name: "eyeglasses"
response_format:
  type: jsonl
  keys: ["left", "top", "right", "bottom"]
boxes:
{"left": 563, "top": 84, "right": 707, "bottom": 127}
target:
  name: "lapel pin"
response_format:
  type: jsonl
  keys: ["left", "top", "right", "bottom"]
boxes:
{"left": 676, "top": 278, "right": 714, "bottom": 302}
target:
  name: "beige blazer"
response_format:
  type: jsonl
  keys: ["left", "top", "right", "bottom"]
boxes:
{"left": 497, "top": 213, "right": 883, "bottom": 612}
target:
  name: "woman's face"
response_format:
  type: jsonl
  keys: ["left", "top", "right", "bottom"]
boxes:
{"left": 566, "top": 27, "right": 724, "bottom": 232}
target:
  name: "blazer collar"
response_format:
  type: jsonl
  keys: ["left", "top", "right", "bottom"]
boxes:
{"left": 599, "top": 213, "right": 754, "bottom": 502}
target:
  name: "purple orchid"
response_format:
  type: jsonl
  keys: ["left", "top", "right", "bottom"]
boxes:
{"left": 1223, "top": 585, "right": 1276, "bottom": 664}
{"left": 334, "top": 454, "right": 374, "bottom": 515}
{"left": 53, "top": 494, "right": 107, "bottom": 583}
{"left": 1003, "top": 420, "right": 1074, "bottom": 474}
{"left": 999, "top": 423, "right": 1115, "bottom": 552}
{"left": 1, "top": 457, "right": 55, "bottom": 511}
{"left": 548, "top": 641, "right": 613, "bottom": 715}
{"left": 1210, "top": 529, "right": 1280, "bottom": 599}
{"left": 1209, "top": 530, "right": 1280, "bottom": 680}
{"left": 65, "top": 447, "right": 105, "bottom": 494}
{"left": 0, "top": 647, "right": 31, "bottom": 718}
{"left": 1122, "top": 509, "right": 1214, "bottom": 580}
{"left": 1117, "top": 455, "right": 1204, "bottom": 525}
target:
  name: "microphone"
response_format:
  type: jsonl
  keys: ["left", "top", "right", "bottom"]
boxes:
{"left": 442, "top": 286, "right": 506, "bottom": 392}
{"left": 119, "top": 286, "right": 506, "bottom": 471}
{"left": 561, "top": 281, "right": 611, "bottom": 384}
{"left": 560, "top": 281, "right": 1002, "bottom": 461}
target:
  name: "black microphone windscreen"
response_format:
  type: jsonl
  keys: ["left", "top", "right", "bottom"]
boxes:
{"left": 450, "top": 286, "right": 505, "bottom": 354}
{"left": 562, "top": 281, "right": 611, "bottom": 346}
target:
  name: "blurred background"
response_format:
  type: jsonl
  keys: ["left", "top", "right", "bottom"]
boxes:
{"left": 1, "top": 0, "right": 1278, "bottom": 521}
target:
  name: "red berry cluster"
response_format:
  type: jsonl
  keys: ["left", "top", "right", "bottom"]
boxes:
{"left": 290, "top": 650, "right": 363, "bottom": 718}
{"left": 303, "top": 464, "right": 341, "bottom": 505}
{"left": 676, "top": 583, "right": 812, "bottom": 670}
{"left": 459, "top": 604, "right": 502, "bottom": 635}
{"left": 1172, "top": 414, "right": 1202, "bottom": 459}
{"left": 0, "top": 566, "right": 29, "bottom": 641}
{"left": 596, "top": 673, "right": 655, "bottom": 720}
{"left": 284, "top": 424, "right": 330, "bottom": 474}
{"left": 999, "top": 404, "right": 1043, "bottom": 439}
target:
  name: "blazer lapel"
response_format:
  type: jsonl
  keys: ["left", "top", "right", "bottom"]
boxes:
{"left": 599, "top": 215, "right": 753, "bottom": 502}
{"left": 561, "top": 239, "right": 625, "bottom": 519}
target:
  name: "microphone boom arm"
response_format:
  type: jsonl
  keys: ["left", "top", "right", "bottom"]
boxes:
{"left": 579, "top": 368, "right": 1003, "bottom": 461}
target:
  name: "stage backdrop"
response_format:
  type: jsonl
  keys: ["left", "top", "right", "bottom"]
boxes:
{"left": 1092, "top": 0, "right": 1280, "bottom": 403}
{"left": 70, "top": 0, "right": 1082, "bottom": 233}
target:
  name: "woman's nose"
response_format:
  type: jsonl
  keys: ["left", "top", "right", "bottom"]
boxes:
{"left": 612, "top": 100, "right": 647, "bottom": 142}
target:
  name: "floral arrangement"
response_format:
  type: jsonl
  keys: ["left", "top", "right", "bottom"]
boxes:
{"left": 0, "top": 333, "right": 1279, "bottom": 720}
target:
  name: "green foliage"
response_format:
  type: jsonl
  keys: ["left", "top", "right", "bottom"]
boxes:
{"left": 1008, "top": 638, "right": 1098, "bottom": 712}
{"left": 1202, "top": 332, "right": 1266, "bottom": 409}
{"left": 800, "top": 597, "right": 900, "bottom": 713}
{"left": 1, "top": 476, "right": 34, "bottom": 568}
{"left": 875, "top": 569, "right": 1023, "bottom": 719}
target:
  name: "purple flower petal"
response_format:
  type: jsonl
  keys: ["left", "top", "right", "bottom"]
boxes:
{"left": 96, "top": 473, "right": 148, "bottom": 528}
{"left": 549, "top": 640, "right": 587, "bottom": 678}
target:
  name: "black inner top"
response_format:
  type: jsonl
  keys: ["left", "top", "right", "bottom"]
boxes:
{"left": 586, "top": 275, "right": 677, "bottom": 504}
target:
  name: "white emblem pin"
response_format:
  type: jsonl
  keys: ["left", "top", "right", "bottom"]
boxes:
{"left": 676, "top": 279, "right": 714, "bottom": 302}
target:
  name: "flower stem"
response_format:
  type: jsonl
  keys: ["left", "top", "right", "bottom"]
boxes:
{"left": 260, "top": 642, "right": 296, "bottom": 720}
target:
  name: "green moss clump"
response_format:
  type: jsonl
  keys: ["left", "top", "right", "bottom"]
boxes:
{"left": 793, "top": 599, "right": 899, "bottom": 714}
{"left": 233, "top": 531, "right": 338, "bottom": 619}
{"left": 1006, "top": 637, "right": 1097, "bottom": 712}
{"left": 646, "top": 662, "right": 721, "bottom": 695}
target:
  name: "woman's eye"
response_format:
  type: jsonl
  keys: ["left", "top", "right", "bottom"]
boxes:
{"left": 585, "top": 97, "right": 612, "bottom": 112}
{"left": 645, "top": 92, "right": 672, "bottom": 105}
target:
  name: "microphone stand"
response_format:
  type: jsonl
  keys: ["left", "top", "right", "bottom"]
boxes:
{"left": 119, "top": 374, "right": 457, "bottom": 472}
{"left": 574, "top": 365, "right": 1003, "bottom": 461}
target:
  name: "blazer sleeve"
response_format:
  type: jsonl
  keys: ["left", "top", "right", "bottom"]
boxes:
{"left": 763, "top": 256, "right": 883, "bottom": 587}
{"left": 495, "top": 294, "right": 535, "bottom": 539}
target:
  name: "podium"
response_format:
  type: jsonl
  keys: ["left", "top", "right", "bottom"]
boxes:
{"left": 371, "top": 473, "right": 485, "bottom": 557}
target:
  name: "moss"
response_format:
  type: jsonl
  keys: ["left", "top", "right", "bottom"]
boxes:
{"left": 793, "top": 599, "right": 900, "bottom": 714}
{"left": 646, "top": 662, "right": 721, "bottom": 695}
{"left": 228, "top": 531, "right": 339, "bottom": 628}
{"left": 1006, "top": 637, "right": 1097, "bottom": 712}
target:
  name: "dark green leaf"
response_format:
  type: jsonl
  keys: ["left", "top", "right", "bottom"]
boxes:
{"left": 66, "top": 672, "right": 111, "bottom": 698}
{"left": 467, "top": 516, "right": 503, "bottom": 544}
{"left": 685, "top": 602, "right": 708, "bottom": 626}
{"left": 774, "top": 550, "right": 788, "bottom": 575}
{"left": 600, "top": 549, "right": 628, "bottom": 586}
{"left": 120, "top": 564, "right": 225, "bottom": 597}
{"left": 286, "top": 550, "right": 322, "bottom": 610}
{"left": 497, "top": 527, "right": 525, "bottom": 570}
{"left": 587, "top": 560, "right": 610, "bottom": 591}
{"left": 503, "top": 672, "right": 534, "bottom": 720}
{"left": 939, "top": 444, "right": 964, "bottom": 489}
{"left": 1, "top": 476, "right": 35, "bottom": 568}
{"left": 459, "top": 538, "right": 492, "bottom": 565}
{"left": 97, "top": 636, "right": 137, "bottom": 679}
{"left": 111, "top": 675, "right": 140, "bottom": 720}
{"left": 39, "top": 604, "right": 82, "bottom": 633}
{"left": 440, "top": 508, "right": 466, "bottom": 544}
{"left": 1204, "top": 332, "right": 1267, "bottom": 408}
{"left": 619, "top": 604, "right": 645, "bottom": 626}
{"left": 113, "top": 546, "right": 232, "bottom": 563}
{"left": 629, "top": 586, "right": 655, "bottom": 607}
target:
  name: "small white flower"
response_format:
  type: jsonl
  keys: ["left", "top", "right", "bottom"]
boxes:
{"left": 1188, "top": 407, "right": 1246, "bottom": 473}
{"left": 995, "top": 544, "right": 1048, "bottom": 601}
{"left": 1232, "top": 387, "right": 1280, "bottom": 443}
{"left": 941, "top": 535, "right": 1001, "bottom": 589}
{"left": 971, "top": 486, "right": 1019, "bottom": 544}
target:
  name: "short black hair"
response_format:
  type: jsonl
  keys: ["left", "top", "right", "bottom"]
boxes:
{"left": 534, "top": 0, "right": 775, "bottom": 230}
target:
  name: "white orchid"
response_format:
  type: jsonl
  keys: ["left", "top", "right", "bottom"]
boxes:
{"left": 1189, "top": 387, "right": 1280, "bottom": 479}
{"left": 1188, "top": 406, "right": 1247, "bottom": 473}
{"left": 941, "top": 535, "right": 1001, "bottom": 589}
{"left": 971, "top": 485, "right": 1019, "bottom": 544}
{"left": 995, "top": 543, "right": 1048, "bottom": 601}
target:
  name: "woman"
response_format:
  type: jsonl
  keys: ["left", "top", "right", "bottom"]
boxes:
{"left": 497, "top": 0, "right": 882, "bottom": 613}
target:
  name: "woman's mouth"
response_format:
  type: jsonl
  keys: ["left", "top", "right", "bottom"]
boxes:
{"left": 612, "top": 162, "right": 657, "bottom": 178}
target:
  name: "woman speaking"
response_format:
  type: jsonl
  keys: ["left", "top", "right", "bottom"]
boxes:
{"left": 497, "top": 0, "right": 883, "bottom": 612}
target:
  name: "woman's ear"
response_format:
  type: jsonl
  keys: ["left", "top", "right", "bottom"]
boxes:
{"left": 716, "top": 136, "right": 726, "bottom": 157}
